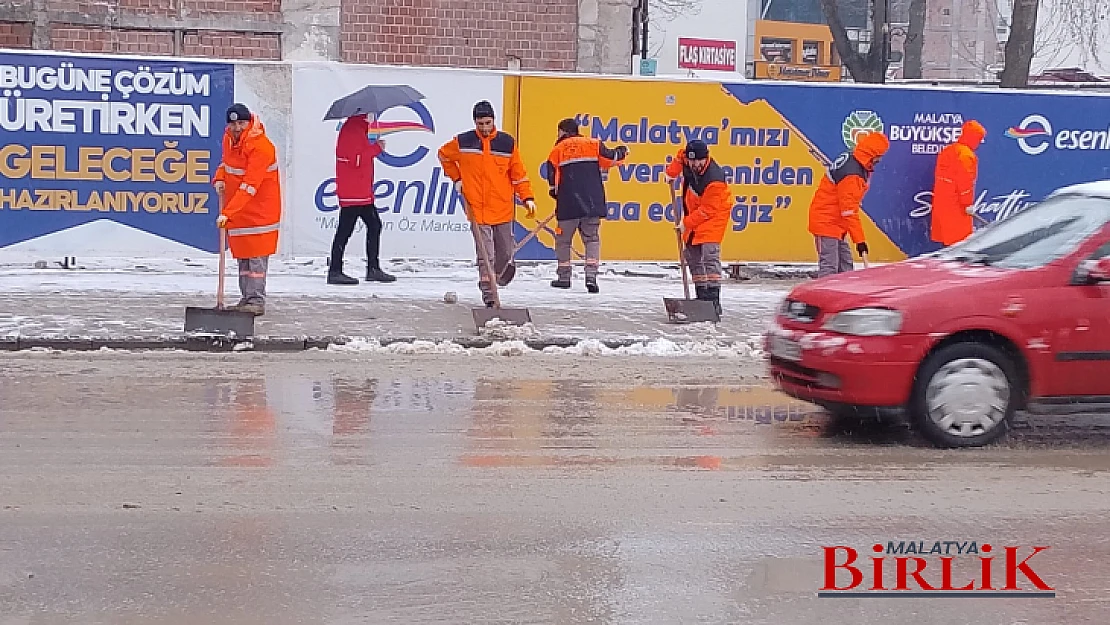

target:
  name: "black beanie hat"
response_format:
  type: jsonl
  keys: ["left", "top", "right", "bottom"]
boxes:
{"left": 226, "top": 103, "right": 251, "bottom": 123}
{"left": 557, "top": 118, "right": 579, "bottom": 136}
{"left": 472, "top": 100, "right": 495, "bottom": 120}
{"left": 685, "top": 139, "right": 709, "bottom": 160}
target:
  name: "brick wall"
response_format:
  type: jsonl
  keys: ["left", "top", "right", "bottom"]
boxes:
{"left": 0, "top": 21, "right": 32, "bottom": 48}
{"left": 184, "top": 31, "right": 281, "bottom": 60}
{"left": 340, "top": 0, "right": 578, "bottom": 71}
{"left": 50, "top": 24, "right": 176, "bottom": 55}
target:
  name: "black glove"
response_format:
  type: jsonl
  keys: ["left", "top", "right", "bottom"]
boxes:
{"left": 857, "top": 242, "right": 869, "bottom": 256}
{"left": 548, "top": 188, "right": 557, "bottom": 199}
{"left": 614, "top": 145, "right": 629, "bottom": 160}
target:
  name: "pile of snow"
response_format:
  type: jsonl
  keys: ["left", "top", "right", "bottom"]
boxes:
{"left": 478, "top": 319, "right": 540, "bottom": 341}
{"left": 326, "top": 334, "right": 766, "bottom": 358}
{"left": 328, "top": 338, "right": 467, "bottom": 355}
{"left": 544, "top": 336, "right": 764, "bottom": 359}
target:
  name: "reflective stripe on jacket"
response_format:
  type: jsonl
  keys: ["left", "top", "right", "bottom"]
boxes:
{"left": 437, "top": 128, "right": 534, "bottom": 226}
{"left": 664, "top": 149, "right": 732, "bottom": 246}
{"left": 544, "top": 135, "right": 621, "bottom": 220}
{"left": 214, "top": 114, "right": 282, "bottom": 259}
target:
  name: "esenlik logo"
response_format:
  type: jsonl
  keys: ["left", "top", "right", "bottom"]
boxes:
{"left": 819, "top": 541, "right": 1056, "bottom": 598}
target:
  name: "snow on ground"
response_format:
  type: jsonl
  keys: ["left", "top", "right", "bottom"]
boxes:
{"left": 0, "top": 256, "right": 796, "bottom": 347}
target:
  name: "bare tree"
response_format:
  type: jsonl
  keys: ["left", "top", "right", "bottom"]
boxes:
{"left": 1056, "top": 0, "right": 1110, "bottom": 69}
{"left": 819, "top": 0, "right": 889, "bottom": 83}
{"left": 650, "top": 0, "right": 704, "bottom": 21}
{"left": 1000, "top": 0, "right": 1039, "bottom": 86}
{"left": 903, "top": 0, "right": 926, "bottom": 78}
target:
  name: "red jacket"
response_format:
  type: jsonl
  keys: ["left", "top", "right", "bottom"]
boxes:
{"left": 335, "top": 115, "right": 383, "bottom": 208}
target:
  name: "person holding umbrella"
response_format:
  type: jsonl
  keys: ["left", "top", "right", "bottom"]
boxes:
{"left": 321, "top": 85, "right": 426, "bottom": 285}
{"left": 437, "top": 100, "right": 536, "bottom": 307}
{"left": 327, "top": 113, "right": 394, "bottom": 285}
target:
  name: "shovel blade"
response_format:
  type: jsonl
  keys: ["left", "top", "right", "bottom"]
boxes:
{"left": 184, "top": 306, "right": 256, "bottom": 337}
{"left": 472, "top": 307, "right": 532, "bottom": 329}
{"left": 663, "top": 298, "right": 719, "bottom": 324}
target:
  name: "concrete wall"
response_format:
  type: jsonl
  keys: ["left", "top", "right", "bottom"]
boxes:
{"left": 922, "top": 0, "right": 1001, "bottom": 79}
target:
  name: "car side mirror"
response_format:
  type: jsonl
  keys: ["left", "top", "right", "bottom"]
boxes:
{"left": 1078, "top": 257, "right": 1110, "bottom": 284}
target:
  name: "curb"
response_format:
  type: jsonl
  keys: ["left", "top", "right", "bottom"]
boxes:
{"left": 0, "top": 335, "right": 753, "bottom": 353}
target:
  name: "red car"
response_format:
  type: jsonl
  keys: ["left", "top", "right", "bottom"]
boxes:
{"left": 767, "top": 182, "right": 1110, "bottom": 447}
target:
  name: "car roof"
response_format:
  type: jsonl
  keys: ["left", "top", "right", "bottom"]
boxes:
{"left": 1047, "top": 181, "right": 1110, "bottom": 200}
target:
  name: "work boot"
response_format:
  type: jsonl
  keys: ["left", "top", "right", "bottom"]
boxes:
{"left": 366, "top": 267, "right": 396, "bottom": 283}
{"left": 231, "top": 302, "right": 265, "bottom": 316}
{"left": 585, "top": 277, "right": 599, "bottom": 293}
{"left": 550, "top": 277, "right": 571, "bottom": 289}
{"left": 497, "top": 263, "right": 516, "bottom": 287}
{"left": 708, "top": 285, "right": 722, "bottom": 317}
{"left": 328, "top": 271, "right": 358, "bottom": 285}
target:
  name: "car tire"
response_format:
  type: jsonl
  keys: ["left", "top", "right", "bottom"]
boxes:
{"left": 910, "top": 342, "right": 1019, "bottom": 448}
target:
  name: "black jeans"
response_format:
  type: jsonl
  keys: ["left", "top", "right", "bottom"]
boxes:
{"left": 330, "top": 203, "right": 382, "bottom": 272}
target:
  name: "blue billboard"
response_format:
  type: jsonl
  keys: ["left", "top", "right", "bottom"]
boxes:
{"left": 0, "top": 52, "right": 234, "bottom": 253}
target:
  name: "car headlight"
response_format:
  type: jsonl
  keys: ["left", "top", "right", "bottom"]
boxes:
{"left": 821, "top": 308, "right": 903, "bottom": 336}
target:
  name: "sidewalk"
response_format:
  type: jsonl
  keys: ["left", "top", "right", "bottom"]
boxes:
{"left": 0, "top": 257, "right": 804, "bottom": 352}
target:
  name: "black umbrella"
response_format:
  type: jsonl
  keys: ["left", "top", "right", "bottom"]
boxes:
{"left": 322, "top": 85, "right": 426, "bottom": 121}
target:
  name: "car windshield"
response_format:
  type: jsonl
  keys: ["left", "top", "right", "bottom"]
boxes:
{"left": 937, "top": 193, "right": 1110, "bottom": 269}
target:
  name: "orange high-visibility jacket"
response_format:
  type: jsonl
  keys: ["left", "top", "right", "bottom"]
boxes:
{"left": 214, "top": 114, "right": 282, "bottom": 259}
{"left": 438, "top": 128, "right": 535, "bottom": 226}
{"left": 931, "top": 120, "right": 985, "bottom": 246}
{"left": 544, "top": 135, "right": 625, "bottom": 220}
{"left": 665, "top": 149, "right": 732, "bottom": 246}
{"left": 808, "top": 131, "right": 890, "bottom": 245}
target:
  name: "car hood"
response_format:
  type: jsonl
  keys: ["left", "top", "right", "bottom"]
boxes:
{"left": 788, "top": 257, "right": 1013, "bottom": 311}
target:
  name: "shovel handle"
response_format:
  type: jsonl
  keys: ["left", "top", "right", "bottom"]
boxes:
{"left": 463, "top": 197, "right": 501, "bottom": 309}
{"left": 511, "top": 213, "right": 557, "bottom": 255}
{"left": 668, "top": 181, "right": 692, "bottom": 300}
{"left": 861, "top": 251, "right": 870, "bottom": 269}
{"left": 973, "top": 213, "right": 990, "bottom": 227}
{"left": 217, "top": 227, "right": 226, "bottom": 309}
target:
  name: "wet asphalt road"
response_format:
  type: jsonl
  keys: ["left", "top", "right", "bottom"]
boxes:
{"left": 2, "top": 353, "right": 1110, "bottom": 624}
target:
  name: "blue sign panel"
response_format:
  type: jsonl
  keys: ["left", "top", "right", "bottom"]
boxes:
{"left": 0, "top": 52, "right": 234, "bottom": 252}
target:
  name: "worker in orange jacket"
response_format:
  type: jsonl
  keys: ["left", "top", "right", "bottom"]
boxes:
{"left": 544, "top": 117, "right": 628, "bottom": 293}
{"left": 664, "top": 139, "right": 732, "bottom": 317}
{"left": 214, "top": 103, "right": 282, "bottom": 316}
{"left": 438, "top": 101, "right": 536, "bottom": 307}
{"left": 931, "top": 120, "right": 986, "bottom": 246}
{"left": 808, "top": 131, "right": 890, "bottom": 278}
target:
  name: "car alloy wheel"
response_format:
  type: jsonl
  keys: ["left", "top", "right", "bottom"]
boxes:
{"left": 924, "top": 357, "right": 1010, "bottom": 438}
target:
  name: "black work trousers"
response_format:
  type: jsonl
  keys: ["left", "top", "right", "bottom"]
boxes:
{"left": 330, "top": 203, "right": 382, "bottom": 272}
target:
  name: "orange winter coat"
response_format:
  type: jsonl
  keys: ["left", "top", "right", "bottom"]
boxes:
{"left": 808, "top": 131, "right": 890, "bottom": 245}
{"left": 214, "top": 114, "right": 282, "bottom": 259}
{"left": 438, "top": 127, "right": 535, "bottom": 226}
{"left": 931, "top": 120, "right": 985, "bottom": 246}
{"left": 665, "top": 149, "right": 732, "bottom": 246}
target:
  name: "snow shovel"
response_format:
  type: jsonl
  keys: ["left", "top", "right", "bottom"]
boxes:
{"left": 464, "top": 199, "right": 531, "bottom": 329}
{"left": 497, "top": 211, "right": 558, "bottom": 285}
{"left": 184, "top": 228, "right": 255, "bottom": 338}
{"left": 662, "top": 182, "right": 719, "bottom": 324}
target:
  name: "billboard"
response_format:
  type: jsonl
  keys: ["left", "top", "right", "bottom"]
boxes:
{"left": 514, "top": 76, "right": 903, "bottom": 262}
{"left": 0, "top": 52, "right": 233, "bottom": 255}
{"left": 289, "top": 63, "right": 505, "bottom": 258}
{"left": 516, "top": 76, "right": 1110, "bottom": 262}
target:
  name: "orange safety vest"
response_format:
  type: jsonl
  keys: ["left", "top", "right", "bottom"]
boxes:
{"left": 437, "top": 127, "right": 534, "bottom": 226}
{"left": 214, "top": 114, "right": 282, "bottom": 259}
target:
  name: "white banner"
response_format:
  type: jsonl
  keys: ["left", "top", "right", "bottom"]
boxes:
{"left": 289, "top": 63, "right": 505, "bottom": 259}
